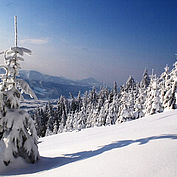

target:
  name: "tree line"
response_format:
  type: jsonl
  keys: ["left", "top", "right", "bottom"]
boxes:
{"left": 32, "top": 61, "right": 177, "bottom": 137}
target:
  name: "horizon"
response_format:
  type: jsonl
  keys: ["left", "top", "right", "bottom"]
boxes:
{"left": 0, "top": 0, "right": 177, "bottom": 86}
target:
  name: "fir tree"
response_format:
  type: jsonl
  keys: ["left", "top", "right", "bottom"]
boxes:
{"left": 45, "top": 102, "right": 55, "bottom": 136}
{"left": 96, "top": 106, "right": 106, "bottom": 126}
{"left": 82, "top": 91, "right": 89, "bottom": 109}
{"left": 140, "top": 68, "right": 150, "bottom": 89}
{"left": 105, "top": 95, "right": 119, "bottom": 125}
{"left": 64, "top": 112, "right": 74, "bottom": 132}
{"left": 134, "top": 87, "right": 145, "bottom": 119}
{"left": 0, "top": 17, "right": 39, "bottom": 166}
{"left": 113, "top": 81, "right": 118, "bottom": 95}
{"left": 162, "top": 62, "right": 177, "bottom": 109}
{"left": 145, "top": 75, "right": 163, "bottom": 115}
{"left": 124, "top": 75, "right": 136, "bottom": 92}
{"left": 77, "top": 91, "right": 82, "bottom": 112}
{"left": 58, "top": 112, "right": 67, "bottom": 133}
{"left": 53, "top": 120, "right": 58, "bottom": 134}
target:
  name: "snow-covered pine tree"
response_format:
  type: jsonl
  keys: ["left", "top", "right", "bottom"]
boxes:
{"left": 116, "top": 76, "right": 137, "bottom": 123}
{"left": 106, "top": 106, "right": 114, "bottom": 125}
{"left": 33, "top": 107, "right": 42, "bottom": 137}
{"left": 53, "top": 120, "right": 58, "bottom": 134}
{"left": 0, "top": 17, "right": 39, "bottom": 166}
{"left": 96, "top": 106, "right": 106, "bottom": 126}
{"left": 82, "top": 91, "right": 89, "bottom": 109}
{"left": 72, "top": 108, "right": 87, "bottom": 131}
{"left": 72, "top": 112, "right": 79, "bottom": 131}
{"left": 159, "top": 65, "right": 170, "bottom": 110}
{"left": 100, "top": 99, "right": 109, "bottom": 125}
{"left": 89, "top": 87, "right": 97, "bottom": 107}
{"left": 58, "top": 112, "right": 67, "bottom": 133}
{"left": 91, "top": 108, "right": 99, "bottom": 127}
{"left": 79, "top": 108, "right": 87, "bottom": 130}
{"left": 134, "top": 87, "right": 145, "bottom": 119}
{"left": 41, "top": 105, "right": 49, "bottom": 136}
{"left": 64, "top": 112, "right": 74, "bottom": 132}
{"left": 85, "top": 103, "right": 94, "bottom": 128}
{"left": 124, "top": 75, "right": 136, "bottom": 92}
{"left": 56, "top": 95, "right": 68, "bottom": 132}
{"left": 105, "top": 95, "right": 119, "bottom": 125}
{"left": 134, "top": 69, "right": 151, "bottom": 118}
{"left": 145, "top": 74, "right": 163, "bottom": 115}
{"left": 77, "top": 91, "right": 82, "bottom": 112}
{"left": 117, "top": 89, "right": 136, "bottom": 123}
{"left": 45, "top": 102, "right": 55, "bottom": 136}
{"left": 113, "top": 81, "right": 118, "bottom": 95}
{"left": 69, "top": 93, "right": 77, "bottom": 113}
{"left": 161, "top": 62, "right": 177, "bottom": 110}
{"left": 94, "top": 87, "right": 107, "bottom": 126}
{"left": 140, "top": 68, "right": 150, "bottom": 89}
{"left": 168, "top": 61, "right": 177, "bottom": 108}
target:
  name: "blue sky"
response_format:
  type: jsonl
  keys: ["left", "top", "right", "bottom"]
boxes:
{"left": 0, "top": 0, "right": 177, "bottom": 85}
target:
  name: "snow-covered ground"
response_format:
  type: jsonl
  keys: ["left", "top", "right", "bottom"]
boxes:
{"left": 1, "top": 110, "right": 177, "bottom": 177}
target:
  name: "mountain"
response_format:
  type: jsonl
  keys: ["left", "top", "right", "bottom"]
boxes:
{"left": 1, "top": 110, "right": 177, "bottom": 176}
{"left": 19, "top": 70, "right": 102, "bottom": 99}
{"left": 77, "top": 77, "right": 101, "bottom": 87}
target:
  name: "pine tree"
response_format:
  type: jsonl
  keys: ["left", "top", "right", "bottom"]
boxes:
{"left": 91, "top": 108, "right": 99, "bottom": 127}
{"left": 124, "top": 75, "right": 136, "bottom": 92}
{"left": 82, "top": 91, "right": 89, "bottom": 109}
{"left": 134, "top": 87, "right": 145, "bottom": 119}
{"left": 116, "top": 75, "right": 137, "bottom": 123}
{"left": 85, "top": 104, "right": 93, "bottom": 128}
{"left": 58, "top": 111, "right": 67, "bottom": 133}
{"left": 33, "top": 107, "right": 43, "bottom": 137}
{"left": 117, "top": 89, "right": 135, "bottom": 123}
{"left": 89, "top": 87, "right": 97, "bottom": 107}
{"left": 105, "top": 95, "right": 119, "bottom": 125}
{"left": 96, "top": 87, "right": 107, "bottom": 111}
{"left": 145, "top": 75, "right": 163, "bottom": 115}
{"left": 53, "top": 120, "right": 58, "bottom": 134}
{"left": 41, "top": 105, "right": 49, "bottom": 136}
{"left": 96, "top": 106, "right": 106, "bottom": 126}
{"left": 101, "top": 99, "right": 110, "bottom": 125}
{"left": 45, "top": 102, "right": 55, "bottom": 136}
{"left": 77, "top": 91, "right": 82, "bottom": 112}
{"left": 140, "top": 68, "right": 150, "bottom": 89}
{"left": 69, "top": 93, "right": 77, "bottom": 113}
{"left": 161, "top": 62, "right": 177, "bottom": 110}
{"left": 113, "top": 81, "right": 118, "bottom": 95}
{"left": 64, "top": 112, "right": 74, "bottom": 132}
{"left": 0, "top": 17, "right": 39, "bottom": 166}
{"left": 56, "top": 95, "right": 68, "bottom": 131}
{"left": 34, "top": 104, "right": 49, "bottom": 137}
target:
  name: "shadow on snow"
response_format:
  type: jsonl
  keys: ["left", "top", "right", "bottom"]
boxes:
{"left": 1, "top": 134, "right": 177, "bottom": 175}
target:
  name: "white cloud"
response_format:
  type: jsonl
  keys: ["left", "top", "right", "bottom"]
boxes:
{"left": 20, "top": 38, "right": 48, "bottom": 45}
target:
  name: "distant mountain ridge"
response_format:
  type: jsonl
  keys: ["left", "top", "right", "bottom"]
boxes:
{"left": 18, "top": 70, "right": 102, "bottom": 99}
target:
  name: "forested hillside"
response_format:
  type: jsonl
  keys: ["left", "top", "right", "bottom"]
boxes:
{"left": 32, "top": 61, "right": 177, "bottom": 137}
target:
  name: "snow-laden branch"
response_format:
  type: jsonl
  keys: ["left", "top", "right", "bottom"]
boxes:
{"left": 16, "top": 79, "right": 37, "bottom": 100}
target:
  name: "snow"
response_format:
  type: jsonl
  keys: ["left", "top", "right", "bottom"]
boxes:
{"left": 0, "top": 110, "right": 177, "bottom": 177}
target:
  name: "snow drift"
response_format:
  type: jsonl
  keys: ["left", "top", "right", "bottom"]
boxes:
{"left": 0, "top": 109, "right": 177, "bottom": 177}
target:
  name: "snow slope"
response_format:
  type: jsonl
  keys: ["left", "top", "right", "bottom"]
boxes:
{"left": 1, "top": 110, "right": 177, "bottom": 177}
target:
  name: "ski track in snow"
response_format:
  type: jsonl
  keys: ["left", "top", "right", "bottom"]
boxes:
{"left": 0, "top": 110, "right": 177, "bottom": 177}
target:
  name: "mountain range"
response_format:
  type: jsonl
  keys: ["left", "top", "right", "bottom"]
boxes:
{"left": 19, "top": 70, "right": 102, "bottom": 99}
